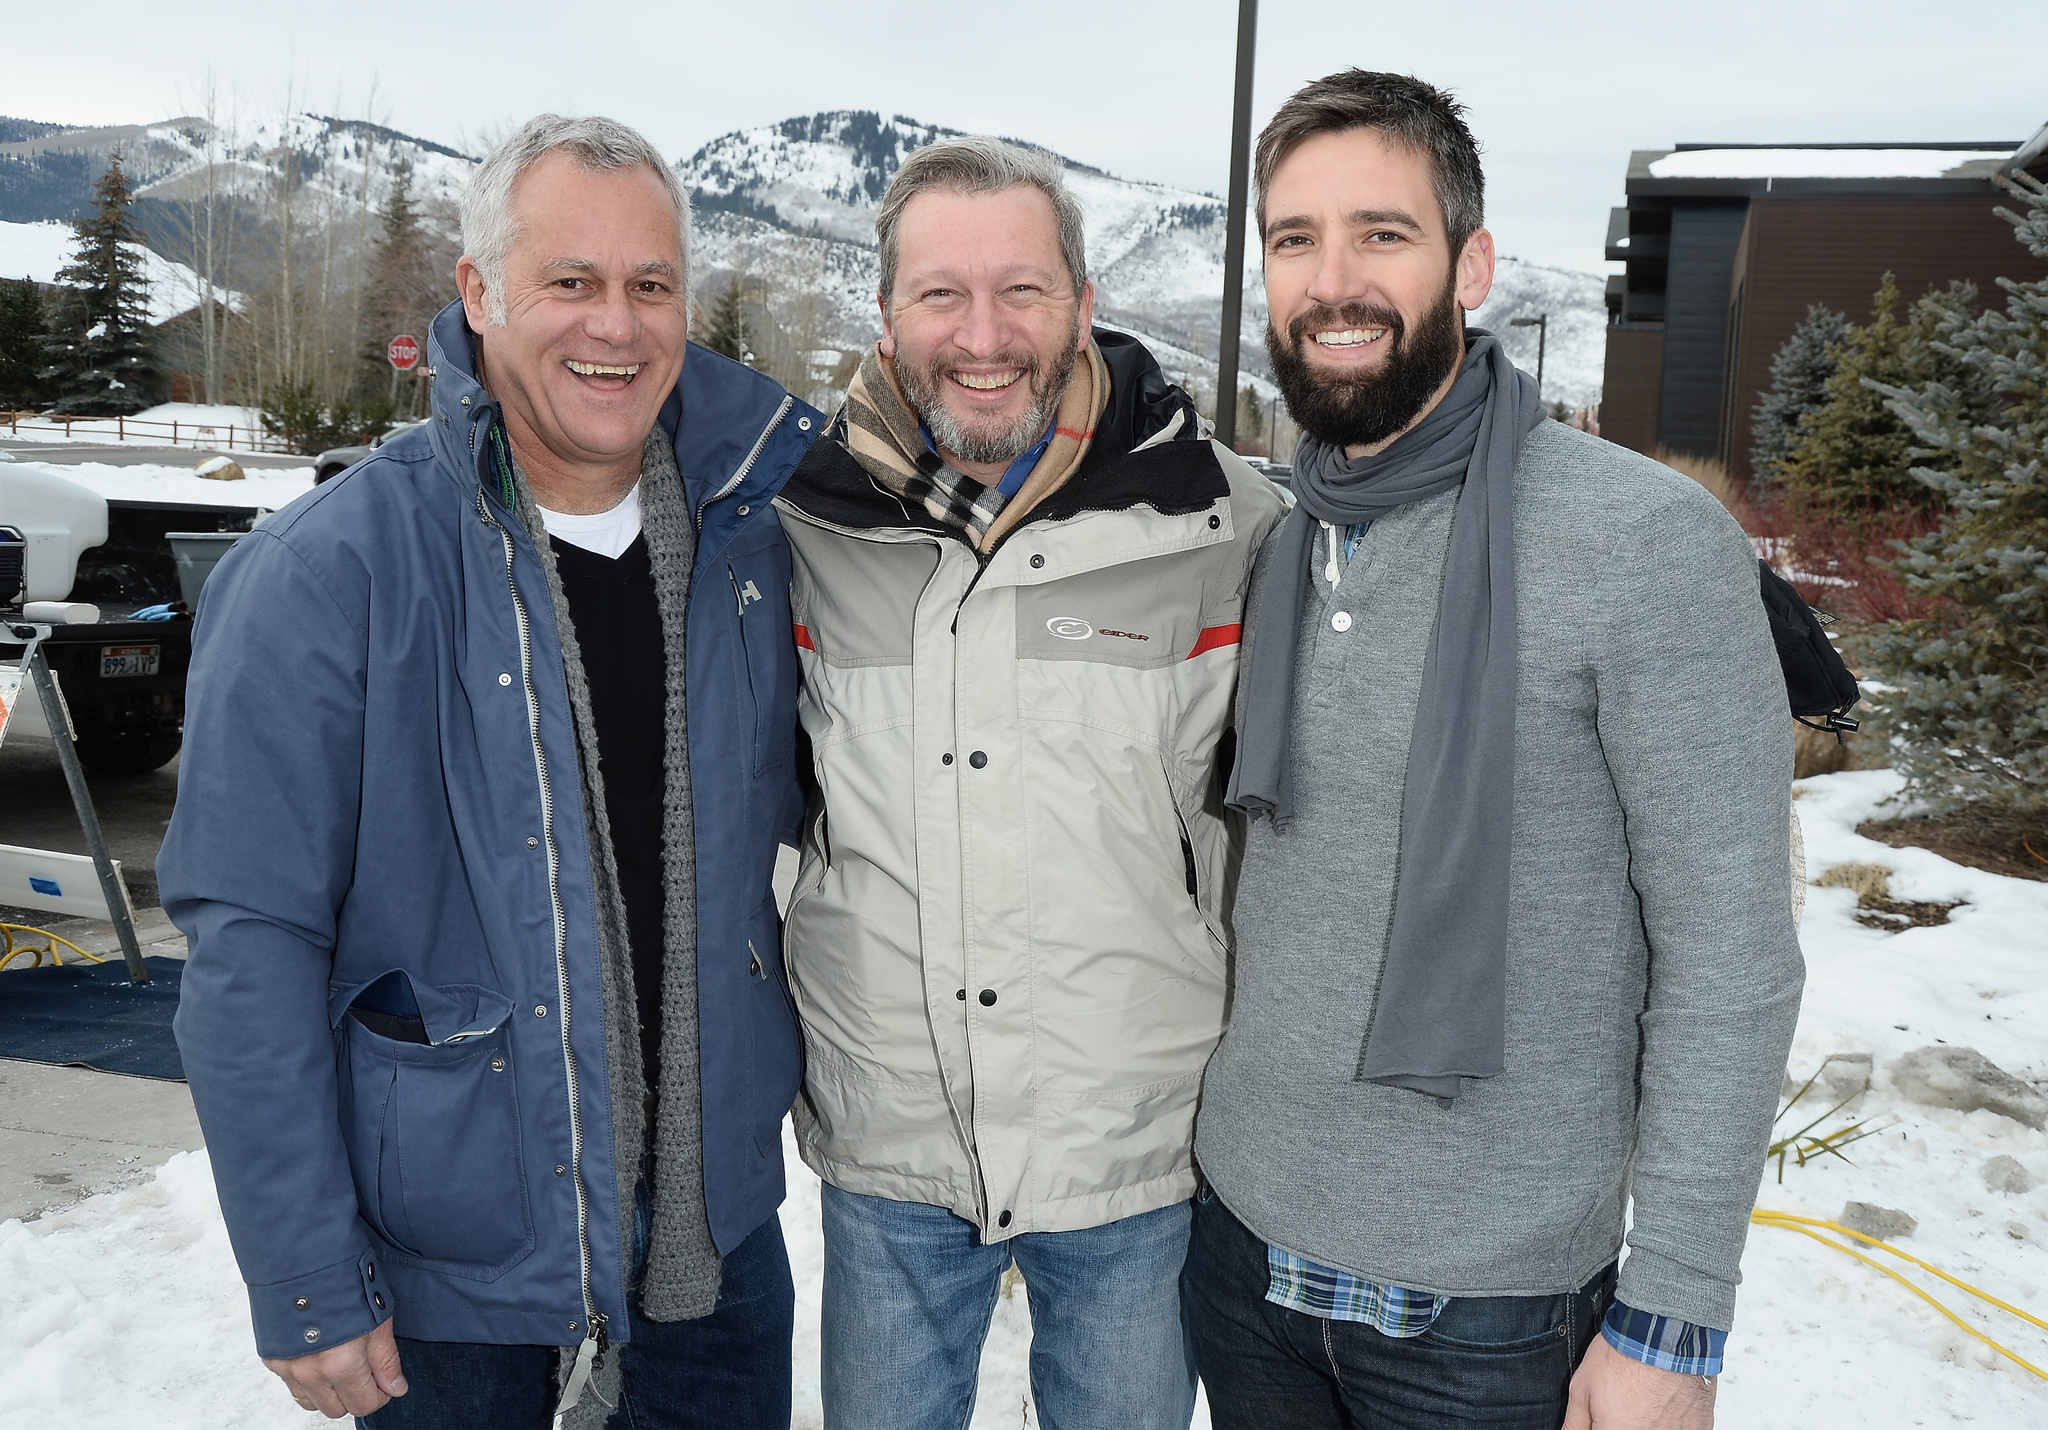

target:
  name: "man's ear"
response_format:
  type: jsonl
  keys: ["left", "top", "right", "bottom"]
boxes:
{"left": 1456, "top": 228, "right": 1497, "bottom": 313}
{"left": 456, "top": 256, "right": 491, "bottom": 334}
{"left": 1076, "top": 282, "right": 1095, "bottom": 349}
{"left": 877, "top": 294, "right": 896, "bottom": 361}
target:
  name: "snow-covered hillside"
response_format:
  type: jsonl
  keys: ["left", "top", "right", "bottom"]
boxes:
{"left": 3, "top": 108, "right": 1608, "bottom": 407}
{"left": 0, "top": 219, "right": 245, "bottom": 325}
{"left": 0, "top": 115, "right": 473, "bottom": 236}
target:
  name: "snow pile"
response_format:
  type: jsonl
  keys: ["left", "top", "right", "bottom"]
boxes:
{"left": 4, "top": 459, "right": 313, "bottom": 510}
{"left": 0, "top": 1151, "right": 297, "bottom": 1430}
{"left": 2, "top": 768, "right": 2040, "bottom": 1426}
{"left": 1719, "top": 769, "right": 2048, "bottom": 1425}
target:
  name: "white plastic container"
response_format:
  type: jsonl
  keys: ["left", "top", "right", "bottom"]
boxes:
{"left": 0, "top": 464, "right": 108, "bottom": 602}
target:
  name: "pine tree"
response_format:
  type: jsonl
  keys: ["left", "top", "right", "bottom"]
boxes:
{"left": 37, "top": 149, "right": 162, "bottom": 415}
{"left": 1865, "top": 173, "right": 2048, "bottom": 826}
{"left": 0, "top": 278, "right": 51, "bottom": 410}
{"left": 1750, "top": 303, "right": 1850, "bottom": 489}
{"left": 1777, "top": 274, "right": 1987, "bottom": 517}
{"left": 358, "top": 159, "right": 444, "bottom": 424}
{"left": 700, "top": 275, "right": 754, "bottom": 365}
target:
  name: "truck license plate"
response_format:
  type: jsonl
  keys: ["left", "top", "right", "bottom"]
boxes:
{"left": 100, "top": 644, "right": 160, "bottom": 678}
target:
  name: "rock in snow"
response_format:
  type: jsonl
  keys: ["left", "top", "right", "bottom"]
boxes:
{"left": 1839, "top": 1201, "right": 1919, "bottom": 1241}
{"left": 1888, "top": 1046, "right": 2048, "bottom": 1130}
{"left": 1981, "top": 1155, "right": 2034, "bottom": 1195}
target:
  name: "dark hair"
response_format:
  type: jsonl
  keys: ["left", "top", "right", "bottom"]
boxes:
{"left": 1254, "top": 70, "right": 1485, "bottom": 254}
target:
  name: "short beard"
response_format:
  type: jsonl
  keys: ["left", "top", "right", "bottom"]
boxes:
{"left": 1266, "top": 270, "right": 1466, "bottom": 452}
{"left": 898, "top": 314, "right": 1080, "bottom": 467}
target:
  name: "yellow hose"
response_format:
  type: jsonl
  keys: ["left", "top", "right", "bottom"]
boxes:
{"left": 1751, "top": 1208, "right": 2048, "bottom": 1380}
{"left": 0, "top": 923, "right": 104, "bottom": 973}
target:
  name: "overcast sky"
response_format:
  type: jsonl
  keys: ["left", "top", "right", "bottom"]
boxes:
{"left": 9, "top": 0, "right": 2045, "bottom": 274}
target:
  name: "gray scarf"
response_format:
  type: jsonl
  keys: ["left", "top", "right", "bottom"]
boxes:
{"left": 1227, "top": 332, "right": 1543, "bottom": 1100}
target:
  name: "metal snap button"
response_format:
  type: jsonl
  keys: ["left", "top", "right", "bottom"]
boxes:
{"left": 956, "top": 989, "right": 966, "bottom": 1001}
{"left": 1208, "top": 515, "right": 1220, "bottom": 529}
{"left": 968, "top": 751, "right": 988, "bottom": 769}
{"left": 365, "top": 1265, "right": 374, "bottom": 1282}
{"left": 998, "top": 1210, "right": 1013, "bottom": 1228}
{"left": 527, "top": 836, "right": 539, "bottom": 848}
{"left": 797, "top": 417, "right": 812, "bottom": 431}
{"left": 490, "top": 1056, "right": 506, "bottom": 1072}
{"left": 535, "top": 1005, "right": 548, "bottom": 1018}
{"left": 499, "top": 672, "right": 512, "bottom": 686}
{"left": 374, "top": 1293, "right": 386, "bottom": 1310}
{"left": 555, "top": 1165, "right": 567, "bottom": 1176}
{"left": 304, "top": 1327, "right": 321, "bottom": 1344}
{"left": 979, "top": 989, "right": 997, "bottom": 1007}
{"left": 294, "top": 1297, "right": 310, "bottom": 1311}
{"left": 737, "top": 505, "right": 750, "bottom": 516}
{"left": 1331, "top": 611, "right": 1352, "bottom": 632}
{"left": 942, "top": 753, "right": 953, "bottom": 766}
{"left": 569, "top": 1320, "right": 579, "bottom": 1333}
{"left": 1029, "top": 554, "right": 1044, "bottom": 568}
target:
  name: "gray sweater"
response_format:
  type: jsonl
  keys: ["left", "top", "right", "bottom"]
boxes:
{"left": 1195, "top": 421, "right": 1803, "bottom": 1330}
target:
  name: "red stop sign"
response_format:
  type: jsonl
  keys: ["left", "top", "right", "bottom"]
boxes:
{"left": 388, "top": 334, "right": 422, "bottom": 371}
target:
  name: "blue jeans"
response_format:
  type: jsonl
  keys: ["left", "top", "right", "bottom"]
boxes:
{"left": 358, "top": 1211, "right": 794, "bottom": 1429}
{"left": 1181, "top": 1188, "right": 1614, "bottom": 1429}
{"left": 820, "top": 1184, "right": 1197, "bottom": 1430}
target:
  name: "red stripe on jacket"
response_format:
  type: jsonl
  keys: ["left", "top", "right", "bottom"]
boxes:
{"left": 1186, "top": 624, "right": 1242, "bottom": 659}
{"left": 794, "top": 624, "right": 815, "bottom": 651}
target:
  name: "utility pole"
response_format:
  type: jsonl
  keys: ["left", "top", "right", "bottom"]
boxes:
{"left": 1214, "top": 0, "right": 1258, "bottom": 449}
{"left": 1510, "top": 313, "right": 1549, "bottom": 399}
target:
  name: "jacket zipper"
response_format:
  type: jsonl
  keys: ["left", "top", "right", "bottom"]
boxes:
{"left": 475, "top": 487, "right": 603, "bottom": 1365}
{"left": 697, "top": 395, "right": 794, "bottom": 533}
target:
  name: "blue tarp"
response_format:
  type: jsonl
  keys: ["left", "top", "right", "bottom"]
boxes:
{"left": 0, "top": 955, "right": 185, "bottom": 1080}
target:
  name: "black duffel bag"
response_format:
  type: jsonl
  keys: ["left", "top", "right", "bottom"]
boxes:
{"left": 1758, "top": 558, "right": 1861, "bottom": 738}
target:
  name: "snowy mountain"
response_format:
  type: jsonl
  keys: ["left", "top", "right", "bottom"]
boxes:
{"left": 680, "top": 111, "right": 1607, "bottom": 407}
{"left": 1, "top": 109, "right": 1608, "bottom": 406}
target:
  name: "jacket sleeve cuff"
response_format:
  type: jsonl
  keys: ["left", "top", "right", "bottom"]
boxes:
{"left": 248, "top": 1250, "right": 393, "bottom": 1361}
{"left": 1602, "top": 1301, "right": 1727, "bottom": 1376}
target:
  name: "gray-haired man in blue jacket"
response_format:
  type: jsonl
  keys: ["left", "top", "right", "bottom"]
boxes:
{"left": 160, "top": 115, "right": 820, "bottom": 1428}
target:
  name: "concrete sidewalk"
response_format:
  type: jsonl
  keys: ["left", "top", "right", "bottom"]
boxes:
{"left": 0, "top": 905, "right": 201, "bottom": 1224}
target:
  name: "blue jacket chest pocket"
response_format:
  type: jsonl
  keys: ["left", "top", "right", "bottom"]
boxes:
{"left": 728, "top": 554, "right": 796, "bottom": 776}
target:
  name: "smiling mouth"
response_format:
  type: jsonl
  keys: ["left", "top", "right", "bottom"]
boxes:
{"left": 565, "top": 359, "right": 643, "bottom": 382}
{"left": 1313, "top": 328, "right": 1390, "bottom": 349}
{"left": 949, "top": 369, "right": 1023, "bottom": 393}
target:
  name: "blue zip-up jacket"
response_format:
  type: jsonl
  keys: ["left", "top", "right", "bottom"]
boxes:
{"left": 161, "top": 301, "right": 821, "bottom": 1360}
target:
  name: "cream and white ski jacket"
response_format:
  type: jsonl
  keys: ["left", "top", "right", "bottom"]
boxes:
{"left": 774, "top": 332, "right": 1288, "bottom": 1239}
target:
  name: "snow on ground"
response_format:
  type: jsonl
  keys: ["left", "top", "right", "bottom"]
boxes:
{"left": 1, "top": 768, "right": 2042, "bottom": 1426}
{"left": 1718, "top": 769, "right": 2048, "bottom": 1426}
{"left": 4, "top": 402, "right": 275, "bottom": 453}
{"left": 5, "top": 459, "right": 313, "bottom": 511}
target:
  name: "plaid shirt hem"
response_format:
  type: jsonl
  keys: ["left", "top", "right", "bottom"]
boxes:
{"left": 1264, "top": 1246, "right": 1448, "bottom": 1334}
{"left": 1601, "top": 1303, "right": 1727, "bottom": 1377}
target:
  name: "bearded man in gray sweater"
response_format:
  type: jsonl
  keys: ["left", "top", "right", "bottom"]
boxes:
{"left": 1183, "top": 71, "right": 1803, "bottom": 1430}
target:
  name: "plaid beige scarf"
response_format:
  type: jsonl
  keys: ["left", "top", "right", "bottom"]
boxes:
{"left": 841, "top": 339, "right": 1110, "bottom": 552}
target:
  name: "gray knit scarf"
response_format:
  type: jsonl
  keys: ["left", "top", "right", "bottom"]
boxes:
{"left": 1227, "top": 332, "right": 1543, "bottom": 1101}
{"left": 511, "top": 429, "right": 719, "bottom": 1421}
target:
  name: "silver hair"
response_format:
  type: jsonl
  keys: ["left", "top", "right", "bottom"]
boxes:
{"left": 875, "top": 137, "right": 1087, "bottom": 309}
{"left": 460, "top": 114, "right": 692, "bottom": 325}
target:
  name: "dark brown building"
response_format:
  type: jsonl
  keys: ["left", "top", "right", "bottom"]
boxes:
{"left": 1602, "top": 126, "right": 2048, "bottom": 480}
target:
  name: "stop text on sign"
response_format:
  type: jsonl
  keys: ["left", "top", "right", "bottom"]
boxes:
{"left": 387, "top": 334, "right": 422, "bottom": 371}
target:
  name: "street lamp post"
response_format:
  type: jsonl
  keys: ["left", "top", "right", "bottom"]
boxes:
{"left": 1509, "top": 314, "right": 1548, "bottom": 400}
{"left": 1214, "top": 0, "right": 1258, "bottom": 449}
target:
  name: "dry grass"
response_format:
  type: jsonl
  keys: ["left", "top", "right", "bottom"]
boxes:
{"left": 1815, "top": 862, "right": 1894, "bottom": 900}
{"left": 1653, "top": 447, "right": 1744, "bottom": 518}
{"left": 1813, "top": 861, "right": 1963, "bottom": 931}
